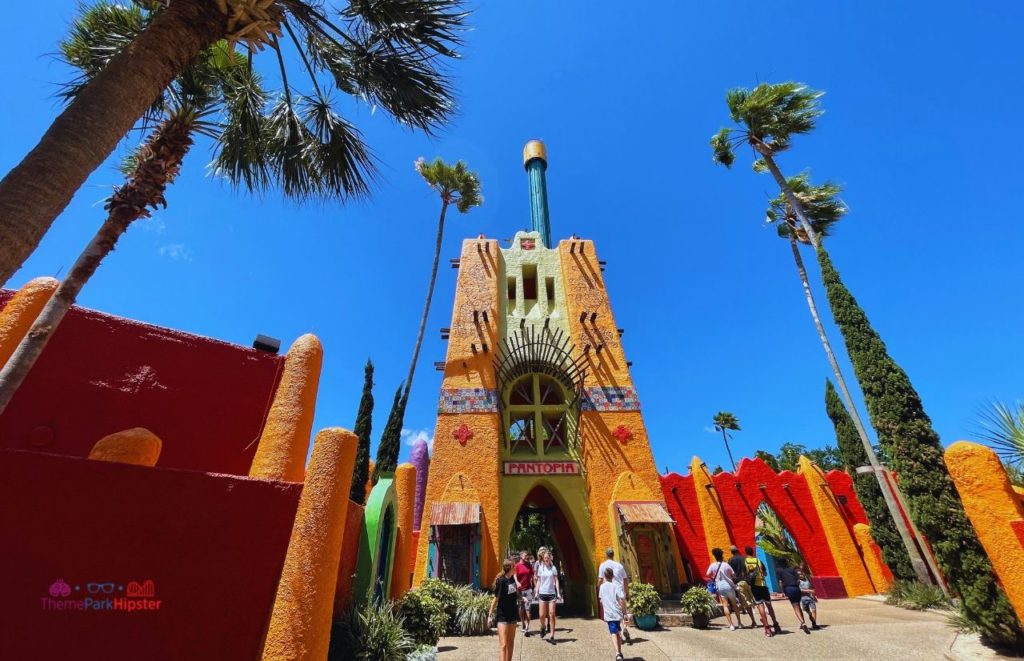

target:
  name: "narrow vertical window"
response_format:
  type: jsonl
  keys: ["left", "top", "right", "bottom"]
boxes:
{"left": 545, "top": 277, "right": 556, "bottom": 312}
{"left": 507, "top": 276, "right": 517, "bottom": 303}
{"left": 522, "top": 264, "right": 538, "bottom": 301}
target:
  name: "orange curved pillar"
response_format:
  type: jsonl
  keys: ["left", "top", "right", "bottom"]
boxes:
{"left": 0, "top": 276, "right": 58, "bottom": 369}
{"left": 690, "top": 456, "right": 732, "bottom": 562}
{"left": 249, "top": 334, "right": 322, "bottom": 482}
{"left": 366, "top": 458, "right": 375, "bottom": 503}
{"left": 798, "top": 456, "right": 875, "bottom": 596}
{"left": 389, "top": 463, "right": 416, "bottom": 600}
{"left": 853, "top": 523, "right": 893, "bottom": 593}
{"left": 945, "top": 441, "right": 1024, "bottom": 623}
{"left": 262, "top": 428, "right": 357, "bottom": 661}
{"left": 88, "top": 427, "right": 162, "bottom": 467}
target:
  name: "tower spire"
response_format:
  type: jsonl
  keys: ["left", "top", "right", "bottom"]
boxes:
{"left": 523, "top": 140, "right": 552, "bottom": 248}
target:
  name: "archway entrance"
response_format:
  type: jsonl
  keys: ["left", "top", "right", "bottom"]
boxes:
{"left": 755, "top": 502, "right": 804, "bottom": 593}
{"left": 508, "top": 485, "right": 588, "bottom": 614}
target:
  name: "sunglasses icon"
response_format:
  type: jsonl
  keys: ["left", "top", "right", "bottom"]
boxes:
{"left": 87, "top": 583, "right": 115, "bottom": 594}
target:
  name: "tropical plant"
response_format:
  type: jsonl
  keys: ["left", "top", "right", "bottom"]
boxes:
{"left": 0, "top": 0, "right": 470, "bottom": 285}
{"left": 711, "top": 411, "right": 741, "bottom": 472}
{"left": 406, "top": 645, "right": 438, "bottom": 661}
{"left": 819, "top": 248, "right": 1023, "bottom": 645}
{"left": 885, "top": 580, "right": 949, "bottom": 612}
{"left": 678, "top": 586, "right": 717, "bottom": 618}
{"left": 398, "top": 589, "right": 447, "bottom": 646}
{"left": 713, "top": 82, "right": 926, "bottom": 587}
{"left": 978, "top": 401, "right": 1024, "bottom": 469}
{"left": 358, "top": 601, "right": 415, "bottom": 660}
{"left": 627, "top": 582, "right": 662, "bottom": 618}
{"left": 755, "top": 504, "right": 802, "bottom": 569}
{"left": 825, "top": 379, "right": 915, "bottom": 580}
{"left": 418, "top": 578, "right": 470, "bottom": 635}
{"left": 455, "top": 591, "right": 492, "bottom": 636}
{"left": 351, "top": 359, "right": 375, "bottom": 503}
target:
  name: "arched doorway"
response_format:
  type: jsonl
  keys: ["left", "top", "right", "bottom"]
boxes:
{"left": 507, "top": 485, "right": 590, "bottom": 614}
{"left": 754, "top": 502, "right": 803, "bottom": 592}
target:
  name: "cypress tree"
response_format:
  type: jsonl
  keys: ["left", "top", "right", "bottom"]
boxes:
{"left": 349, "top": 359, "right": 374, "bottom": 504}
{"left": 818, "top": 248, "right": 1023, "bottom": 644}
{"left": 374, "top": 384, "right": 407, "bottom": 480}
{"left": 824, "top": 379, "right": 915, "bottom": 580}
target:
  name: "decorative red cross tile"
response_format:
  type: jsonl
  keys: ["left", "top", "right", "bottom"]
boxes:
{"left": 521, "top": 238, "right": 535, "bottom": 250}
{"left": 453, "top": 423, "right": 474, "bottom": 445}
{"left": 612, "top": 425, "right": 633, "bottom": 443}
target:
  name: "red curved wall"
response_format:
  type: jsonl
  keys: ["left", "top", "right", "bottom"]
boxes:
{"left": 0, "top": 448, "right": 302, "bottom": 661}
{"left": 660, "top": 473, "right": 709, "bottom": 583}
{"left": 0, "top": 292, "right": 283, "bottom": 476}
{"left": 825, "top": 469, "right": 870, "bottom": 528}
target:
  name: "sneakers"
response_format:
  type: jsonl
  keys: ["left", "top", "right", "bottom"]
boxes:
{"left": 729, "top": 625, "right": 737, "bottom": 631}
{"left": 541, "top": 624, "right": 548, "bottom": 637}
{"left": 622, "top": 627, "right": 631, "bottom": 643}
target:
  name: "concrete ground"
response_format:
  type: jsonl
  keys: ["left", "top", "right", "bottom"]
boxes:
{"left": 436, "top": 597, "right": 955, "bottom": 660}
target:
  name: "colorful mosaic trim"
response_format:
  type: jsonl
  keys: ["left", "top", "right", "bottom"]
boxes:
{"left": 582, "top": 386, "right": 641, "bottom": 411}
{"left": 439, "top": 388, "right": 499, "bottom": 414}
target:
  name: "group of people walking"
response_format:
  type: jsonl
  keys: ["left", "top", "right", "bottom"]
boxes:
{"left": 705, "top": 545, "right": 820, "bottom": 636}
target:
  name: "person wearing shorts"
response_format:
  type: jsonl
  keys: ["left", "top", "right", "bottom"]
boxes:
{"left": 534, "top": 550, "right": 561, "bottom": 644}
{"left": 776, "top": 557, "right": 809, "bottom": 633}
{"left": 514, "top": 551, "right": 534, "bottom": 634}
{"left": 598, "top": 547, "right": 632, "bottom": 642}
{"left": 706, "top": 547, "right": 741, "bottom": 630}
{"left": 798, "top": 568, "right": 819, "bottom": 629}
{"left": 599, "top": 567, "right": 627, "bottom": 661}
{"left": 744, "top": 546, "right": 781, "bottom": 636}
{"left": 728, "top": 545, "right": 758, "bottom": 627}
{"left": 489, "top": 559, "right": 521, "bottom": 661}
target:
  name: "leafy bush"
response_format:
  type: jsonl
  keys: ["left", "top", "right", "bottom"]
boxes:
{"left": 885, "top": 580, "right": 950, "bottom": 611}
{"left": 626, "top": 582, "right": 662, "bottom": 617}
{"left": 359, "top": 602, "right": 415, "bottom": 660}
{"left": 678, "top": 586, "right": 717, "bottom": 618}
{"left": 456, "top": 592, "right": 492, "bottom": 636}
{"left": 406, "top": 645, "right": 438, "bottom": 661}
{"left": 398, "top": 589, "right": 447, "bottom": 646}
{"left": 419, "top": 578, "right": 472, "bottom": 634}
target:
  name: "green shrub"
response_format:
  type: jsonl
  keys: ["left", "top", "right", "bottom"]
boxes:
{"left": 886, "top": 580, "right": 950, "bottom": 611}
{"left": 419, "top": 578, "right": 471, "bottom": 634}
{"left": 626, "top": 582, "right": 661, "bottom": 617}
{"left": 398, "top": 589, "right": 447, "bottom": 646}
{"left": 678, "top": 586, "right": 717, "bottom": 618}
{"left": 359, "top": 601, "right": 414, "bottom": 660}
{"left": 456, "top": 592, "right": 492, "bottom": 636}
{"left": 405, "top": 645, "right": 438, "bottom": 661}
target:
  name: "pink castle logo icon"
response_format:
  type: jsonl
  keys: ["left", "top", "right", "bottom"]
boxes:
{"left": 126, "top": 580, "right": 155, "bottom": 598}
{"left": 49, "top": 579, "right": 71, "bottom": 598}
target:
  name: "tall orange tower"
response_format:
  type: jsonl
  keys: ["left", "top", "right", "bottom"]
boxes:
{"left": 413, "top": 142, "right": 681, "bottom": 612}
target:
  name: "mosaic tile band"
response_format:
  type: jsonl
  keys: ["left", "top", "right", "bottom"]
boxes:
{"left": 582, "top": 386, "right": 641, "bottom": 411}
{"left": 438, "top": 388, "right": 499, "bottom": 413}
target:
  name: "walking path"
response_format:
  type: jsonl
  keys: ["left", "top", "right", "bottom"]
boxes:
{"left": 437, "top": 597, "right": 954, "bottom": 659}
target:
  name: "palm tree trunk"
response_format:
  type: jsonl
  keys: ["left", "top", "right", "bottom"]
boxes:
{"left": 760, "top": 154, "right": 822, "bottom": 250}
{"left": 721, "top": 428, "right": 737, "bottom": 472}
{"left": 0, "top": 114, "right": 195, "bottom": 416}
{"left": 0, "top": 0, "right": 224, "bottom": 286}
{"left": 787, "top": 234, "right": 934, "bottom": 585}
{"left": 404, "top": 200, "right": 449, "bottom": 401}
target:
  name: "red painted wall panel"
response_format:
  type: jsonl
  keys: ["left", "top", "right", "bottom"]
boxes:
{"left": 0, "top": 292, "right": 283, "bottom": 476}
{"left": 0, "top": 448, "right": 302, "bottom": 661}
{"left": 824, "top": 469, "right": 870, "bottom": 529}
{"left": 660, "top": 473, "right": 709, "bottom": 585}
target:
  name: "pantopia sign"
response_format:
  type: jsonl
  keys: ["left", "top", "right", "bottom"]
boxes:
{"left": 503, "top": 461, "right": 580, "bottom": 476}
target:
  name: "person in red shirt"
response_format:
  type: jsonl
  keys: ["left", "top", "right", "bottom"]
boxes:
{"left": 514, "top": 550, "right": 535, "bottom": 634}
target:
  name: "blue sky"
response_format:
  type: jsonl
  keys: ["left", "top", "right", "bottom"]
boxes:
{"left": 3, "top": 2, "right": 1023, "bottom": 472}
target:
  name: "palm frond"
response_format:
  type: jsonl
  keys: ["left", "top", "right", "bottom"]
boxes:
{"left": 344, "top": 0, "right": 469, "bottom": 58}
{"left": 766, "top": 172, "right": 847, "bottom": 243}
{"left": 977, "top": 401, "right": 1024, "bottom": 467}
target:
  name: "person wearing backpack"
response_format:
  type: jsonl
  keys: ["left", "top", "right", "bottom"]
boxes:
{"left": 728, "top": 545, "right": 758, "bottom": 628}
{"left": 705, "top": 547, "right": 741, "bottom": 630}
{"left": 744, "top": 546, "right": 781, "bottom": 637}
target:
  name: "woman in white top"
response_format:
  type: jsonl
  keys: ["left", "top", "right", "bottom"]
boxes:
{"left": 533, "top": 550, "right": 561, "bottom": 644}
{"left": 705, "top": 547, "right": 741, "bottom": 630}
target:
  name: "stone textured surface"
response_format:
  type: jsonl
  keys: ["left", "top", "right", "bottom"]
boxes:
{"left": 390, "top": 463, "right": 416, "bottom": 600}
{"left": 88, "top": 427, "right": 162, "bottom": 467}
{"left": 249, "top": 334, "right": 322, "bottom": 482}
{"left": 262, "top": 428, "right": 357, "bottom": 661}
{"left": 854, "top": 523, "right": 894, "bottom": 593}
{"left": 946, "top": 440, "right": 1024, "bottom": 624}
{"left": 799, "top": 457, "right": 875, "bottom": 597}
{"left": 0, "top": 276, "right": 57, "bottom": 368}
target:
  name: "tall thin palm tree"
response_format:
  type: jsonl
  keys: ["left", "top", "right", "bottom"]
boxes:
{"left": 712, "top": 82, "right": 930, "bottom": 584}
{"left": 0, "top": 0, "right": 469, "bottom": 284}
{"left": 403, "top": 157, "right": 482, "bottom": 401}
{"left": 712, "top": 411, "right": 740, "bottom": 472}
{"left": 0, "top": 1, "right": 465, "bottom": 413}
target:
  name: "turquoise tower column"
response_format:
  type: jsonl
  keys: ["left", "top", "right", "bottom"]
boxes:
{"left": 523, "top": 140, "right": 552, "bottom": 248}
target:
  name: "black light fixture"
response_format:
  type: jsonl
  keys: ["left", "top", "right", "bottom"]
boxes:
{"left": 253, "top": 334, "right": 281, "bottom": 354}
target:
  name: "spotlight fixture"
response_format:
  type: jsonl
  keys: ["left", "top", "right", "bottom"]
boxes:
{"left": 253, "top": 334, "right": 281, "bottom": 354}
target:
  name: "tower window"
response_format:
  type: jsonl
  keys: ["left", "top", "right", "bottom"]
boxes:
{"left": 522, "top": 264, "right": 537, "bottom": 301}
{"left": 545, "top": 277, "right": 555, "bottom": 309}
{"left": 507, "top": 277, "right": 517, "bottom": 303}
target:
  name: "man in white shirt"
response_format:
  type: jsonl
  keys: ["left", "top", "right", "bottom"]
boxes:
{"left": 599, "top": 567, "right": 627, "bottom": 661}
{"left": 597, "top": 548, "right": 631, "bottom": 642}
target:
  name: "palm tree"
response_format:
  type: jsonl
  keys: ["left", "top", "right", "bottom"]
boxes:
{"left": 403, "top": 157, "right": 482, "bottom": 401}
{"left": 0, "top": 0, "right": 469, "bottom": 284}
{"left": 978, "top": 401, "right": 1024, "bottom": 468}
{"left": 712, "top": 411, "right": 740, "bottom": 472}
{"left": 0, "top": 1, "right": 465, "bottom": 414}
{"left": 713, "top": 83, "right": 931, "bottom": 585}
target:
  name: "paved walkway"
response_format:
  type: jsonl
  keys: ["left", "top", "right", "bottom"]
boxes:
{"left": 437, "top": 597, "right": 953, "bottom": 659}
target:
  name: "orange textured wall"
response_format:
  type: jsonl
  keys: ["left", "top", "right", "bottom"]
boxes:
{"left": 0, "top": 277, "right": 57, "bottom": 368}
{"left": 854, "top": 523, "right": 893, "bottom": 593}
{"left": 945, "top": 441, "right": 1024, "bottom": 623}
{"left": 390, "top": 463, "right": 416, "bottom": 600}
{"left": 333, "top": 500, "right": 365, "bottom": 617}
{"left": 689, "top": 457, "right": 733, "bottom": 561}
{"left": 798, "top": 457, "right": 874, "bottom": 597}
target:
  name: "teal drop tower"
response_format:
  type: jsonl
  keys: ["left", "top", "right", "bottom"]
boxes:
{"left": 523, "top": 140, "right": 552, "bottom": 248}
